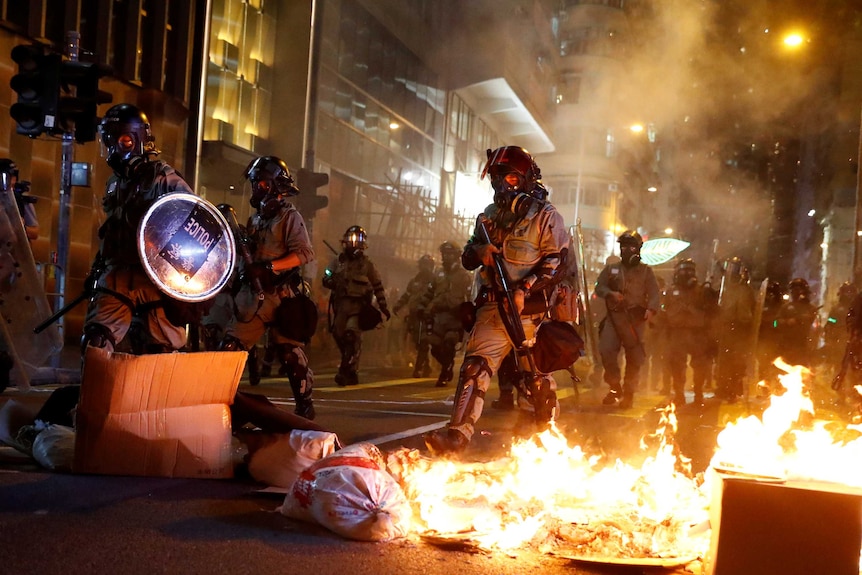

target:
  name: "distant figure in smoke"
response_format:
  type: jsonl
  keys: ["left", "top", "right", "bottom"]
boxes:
{"left": 393, "top": 254, "right": 436, "bottom": 377}
{"left": 323, "top": 226, "right": 390, "bottom": 386}
{"left": 773, "top": 277, "right": 818, "bottom": 368}
{"left": 714, "top": 257, "right": 755, "bottom": 402}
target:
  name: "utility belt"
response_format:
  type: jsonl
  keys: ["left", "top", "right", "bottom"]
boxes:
{"left": 476, "top": 286, "right": 549, "bottom": 315}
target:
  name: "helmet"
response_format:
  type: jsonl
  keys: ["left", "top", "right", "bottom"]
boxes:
{"left": 342, "top": 225, "right": 368, "bottom": 255}
{"left": 244, "top": 156, "right": 298, "bottom": 197}
{"left": 418, "top": 254, "right": 435, "bottom": 273}
{"left": 439, "top": 241, "right": 460, "bottom": 255}
{"left": 617, "top": 230, "right": 644, "bottom": 247}
{"left": 480, "top": 146, "right": 541, "bottom": 210}
{"left": 98, "top": 103, "right": 156, "bottom": 162}
{"left": 439, "top": 241, "right": 460, "bottom": 266}
{"left": 0, "top": 158, "right": 18, "bottom": 192}
{"left": 244, "top": 156, "right": 298, "bottom": 215}
{"left": 724, "top": 257, "right": 745, "bottom": 283}
{"left": 788, "top": 277, "right": 811, "bottom": 301}
{"left": 766, "top": 281, "right": 784, "bottom": 304}
{"left": 673, "top": 258, "right": 698, "bottom": 288}
{"left": 838, "top": 281, "right": 856, "bottom": 305}
{"left": 618, "top": 231, "right": 642, "bottom": 267}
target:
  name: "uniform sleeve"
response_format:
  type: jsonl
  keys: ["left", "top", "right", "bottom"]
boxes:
{"left": 367, "top": 260, "right": 388, "bottom": 310}
{"left": 528, "top": 207, "right": 567, "bottom": 293}
{"left": 594, "top": 266, "right": 613, "bottom": 299}
{"left": 281, "top": 208, "right": 315, "bottom": 265}
{"left": 646, "top": 268, "right": 661, "bottom": 311}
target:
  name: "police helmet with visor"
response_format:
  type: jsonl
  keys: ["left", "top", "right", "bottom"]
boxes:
{"left": 342, "top": 225, "right": 368, "bottom": 255}
{"left": 98, "top": 104, "right": 156, "bottom": 164}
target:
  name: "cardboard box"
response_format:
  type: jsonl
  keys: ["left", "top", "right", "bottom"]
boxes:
{"left": 707, "top": 472, "right": 862, "bottom": 575}
{"left": 74, "top": 347, "right": 246, "bottom": 479}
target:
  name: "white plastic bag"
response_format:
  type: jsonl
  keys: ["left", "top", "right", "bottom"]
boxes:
{"left": 246, "top": 429, "right": 339, "bottom": 488}
{"left": 278, "top": 442, "right": 412, "bottom": 541}
{"left": 31, "top": 424, "right": 75, "bottom": 471}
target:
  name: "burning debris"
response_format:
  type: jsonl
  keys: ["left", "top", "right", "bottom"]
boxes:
{"left": 388, "top": 407, "right": 710, "bottom": 561}
{"left": 379, "top": 359, "right": 862, "bottom": 567}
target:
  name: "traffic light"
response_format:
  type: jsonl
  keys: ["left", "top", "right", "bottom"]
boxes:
{"left": 10, "top": 44, "right": 61, "bottom": 136}
{"left": 57, "top": 60, "right": 113, "bottom": 143}
{"left": 295, "top": 168, "right": 329, "bottom": 217}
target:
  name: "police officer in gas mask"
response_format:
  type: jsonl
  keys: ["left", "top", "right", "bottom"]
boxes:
{"left": 219, "top": 156, "right": 318, "bottom": 419}
{"left": 84, "top": 103, "right": 194, "bottom": 355}
{"left": 594, "top": 230, "right": 660, "bottom": 409}
{"left": 423, "top": 145, "right": 569, "bottom": 455}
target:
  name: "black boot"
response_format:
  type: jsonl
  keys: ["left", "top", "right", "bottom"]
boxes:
{"left": 295, "top": 399, "right": 316, "bottom": 420}
{"left": 0, "top": 350, "right": 12, "bottom": 393}
{"left": 491, "top": 390, "right": 515, "bottom": 410}
{"left": 247, "top": 347, "right": 260, "bottom": 386}
{"left": 423, "top": 427, "right": 468, "bottom": 455}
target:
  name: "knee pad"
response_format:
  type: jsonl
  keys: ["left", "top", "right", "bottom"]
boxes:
{"left": 278, "top": 345, "right": 299, "bottom": 368}
{"left": 343, "top": 330, "right": 359, "bottom": 345}
{"left": 81, "top": 323, "right": 114, "bottom": 355}
{"left": 218, "top": 335, "right": 246, "bottom": 352}
{"left": 460, "top": 355, "right": 492, "bottom": 382}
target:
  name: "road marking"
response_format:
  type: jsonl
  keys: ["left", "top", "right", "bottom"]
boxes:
{"left": 368, "top": 421, "right": 447, "bottom": 446}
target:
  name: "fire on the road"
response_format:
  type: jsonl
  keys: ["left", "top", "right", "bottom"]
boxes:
{"left": 386, "top": 360, "right": 862, "bottom": 563}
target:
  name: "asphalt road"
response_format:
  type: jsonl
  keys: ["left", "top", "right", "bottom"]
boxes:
{"left": 0, "top": 354, "right": 772, "bottom": 575}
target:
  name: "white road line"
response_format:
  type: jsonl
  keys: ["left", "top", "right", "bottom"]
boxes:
{"left": 368, "top": 421, "right": 447, "bottom": 446}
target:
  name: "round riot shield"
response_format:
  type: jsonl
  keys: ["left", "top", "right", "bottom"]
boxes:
{"left": 137, "top": 193, "right": 236, "bottom": 302}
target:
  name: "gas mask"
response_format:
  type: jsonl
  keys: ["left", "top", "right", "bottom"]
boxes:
{"left": 491, "top": 171, "right": 536, "bottom": 218}
{"left": 620, "top": 243, "right": 641, "bottom": 267}
{"left": 250, "top": 179, "right": 283, "bottom": 219}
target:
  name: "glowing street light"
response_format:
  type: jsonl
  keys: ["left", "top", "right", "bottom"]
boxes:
{"left": 783, "top": 33, "right": 805, "bottom": 48}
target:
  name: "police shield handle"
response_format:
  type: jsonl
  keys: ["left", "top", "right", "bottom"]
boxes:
{"left": 216, "top": 204, "right": 264, "bottom": 300}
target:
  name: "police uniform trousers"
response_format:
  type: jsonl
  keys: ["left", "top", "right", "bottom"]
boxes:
{"left": 449, "top": 302, "right": 554, "bottom": 441}
{"left": 85, "top": 265, "right": 187, "bottom": 352}
{"left": 331, "top": 296, "right": 366, "bottom": 376}
{"left": 667, "top": 326, "right": 710, "bottom": 400}
{"left": 227, "top": 284, "right": 313, "bottom": 399}
{"left": 426, "top": 310, "right": 462, "bottom": 378}
{"left": 598, "top": 312, "right": 647, "bottom": 396}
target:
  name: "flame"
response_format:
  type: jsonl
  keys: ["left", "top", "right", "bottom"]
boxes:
{"left": 389, "top": 408, "right": 711, "bottom": 558}
{"left": 711, "top": 358, "right": 862, "bottom": 486}
{"left": 387, "top": 358, "right": 862, "bottom": 561}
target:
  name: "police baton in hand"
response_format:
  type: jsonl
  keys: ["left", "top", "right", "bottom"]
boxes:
{"left": 217, "top": 204, "right": 264, "bottom": 300}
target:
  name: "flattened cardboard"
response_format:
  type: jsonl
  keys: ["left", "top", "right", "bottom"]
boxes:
{"left": 707, "top": 473, "right": 862, "bottom": 575}
{"left": 74, "top": 347, "right": 246, "bottom": 478}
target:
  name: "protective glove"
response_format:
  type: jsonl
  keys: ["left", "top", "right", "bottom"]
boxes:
{"left": 606, "top": 291, "right": 625, "bottom": 311}
{"left": 475, "top": 243, "right": 501, "bottom": 267}
{"left": 242, "top": 261, "right": 272, "bottom": 287}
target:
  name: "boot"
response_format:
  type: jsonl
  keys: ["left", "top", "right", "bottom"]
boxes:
{"left": 0, "top": 350, "right": 12, "bottom": 393}
{"left": 618, "top": 393, "right": 634, "bottom": 409}
{"left": 295, "top": 400, "right": 316, "bottom": 420}
{"left": 602, "top": 390, "right": 620, "bottom": 405}
{"left": 247, "top": 347, "right": 260, "bottom": 386}
{"left": 435, "top": 365, "right": 453, "bottom": 388}
{"left": 491, "top": 390, "right": 515, "bottom": 410}
{"left": 423, "top": 428, "right": 468, "bottom": 455}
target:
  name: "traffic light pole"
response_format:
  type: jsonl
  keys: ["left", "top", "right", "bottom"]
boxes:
{"left": 55, "top": 132, "right": 74, "bottom": 341}
{"left": 53, "top": 32, "right": 81, "bottom": 345}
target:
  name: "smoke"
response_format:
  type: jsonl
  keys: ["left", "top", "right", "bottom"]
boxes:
{"left": 610, "top": 0, "right": 834, "bottom": 278}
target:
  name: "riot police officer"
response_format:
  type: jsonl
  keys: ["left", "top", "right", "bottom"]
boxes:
{"left": 663, "top": 259, "right": 716, "bottom": 405}
{"left": 393, "top": 254, "right": 436, "bottom": 377}
{"left": 323, "top": 226, "right": 390, "bottom": 386}
{"left": 822, "top": 282, "right": 856, "bottom": 368}
{"left": 774, "top": 277, "right": 818, "bottom": 368}
{"left": 757, "top": 280, "right": 785, "bottom": 382}
{"left": 219, "top": 156, "right": 317, "bottom": 420}
{"left": 421, "top": 241, "right": 473, "bottom": 387}
{"left": 83, "top": 103, "right": 195, "bottom": 355}
{"left": 594, "top": 230, "right": 661, "bottom": 409}
{"left": 423, "top": 145, "right": 569, "bottom": 454}
{"left": 715, "top": 257, "right": 756, "bottom": 401}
